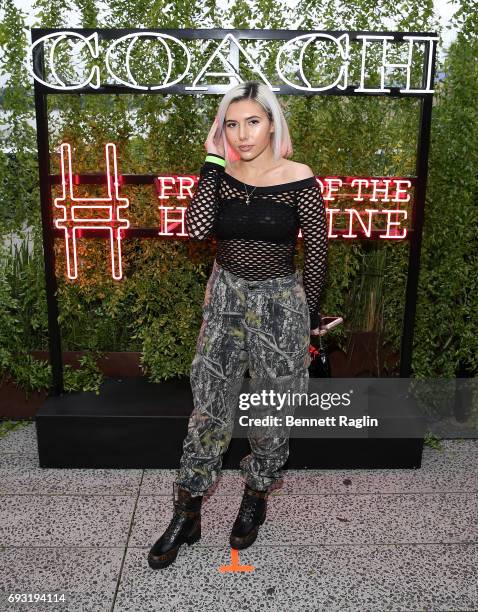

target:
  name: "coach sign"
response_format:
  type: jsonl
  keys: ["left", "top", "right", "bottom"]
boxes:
{"left": 28, "top": 30, "right": 437, "bottom": 94}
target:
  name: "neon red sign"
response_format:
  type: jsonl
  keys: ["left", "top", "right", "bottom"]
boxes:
{"left": 54, "top": 142, "right": 130, "bottom": 279}
{"left": 52, "top": 143, "right": 413, "bottom": 280}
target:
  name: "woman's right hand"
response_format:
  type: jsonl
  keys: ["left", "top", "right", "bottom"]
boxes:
{"left": 204, "top": 117, "right": 225, "bottom": 158}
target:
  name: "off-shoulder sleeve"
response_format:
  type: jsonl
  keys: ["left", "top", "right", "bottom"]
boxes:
{"left": 296, "top": 181, "right": 328, "bottom": 329}
{"left": 185, "top": 158, "right": 225, "bottom": 240}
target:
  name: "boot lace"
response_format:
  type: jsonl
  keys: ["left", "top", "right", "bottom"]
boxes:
{"left": 162, "top": 505, "right": 194, "bottom": 541}
{"left": 237, "top": 495, "right": 261, "bottom": 523}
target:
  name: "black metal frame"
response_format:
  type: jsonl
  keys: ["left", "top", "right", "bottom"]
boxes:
{"left": 31, "top": 28, "right": 437, "bottom": 394}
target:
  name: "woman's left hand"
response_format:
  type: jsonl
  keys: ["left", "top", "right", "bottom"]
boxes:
{"left": 310, "top": 327, "right": 327, "bottom": 336}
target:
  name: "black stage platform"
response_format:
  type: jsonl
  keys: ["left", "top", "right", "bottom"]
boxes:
{"left": 36, "top": 377, "right": 424, "bottom": 469}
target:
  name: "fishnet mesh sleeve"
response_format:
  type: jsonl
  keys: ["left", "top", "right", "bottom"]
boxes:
{"left": 185, "top": 161, "right": 224, "bottom": 240}
{"left": 296, "top": 183, "right": 329, "bottom": 330}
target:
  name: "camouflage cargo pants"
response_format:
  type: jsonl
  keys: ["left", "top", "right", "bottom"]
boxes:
{"left": 175, "top": 260, "right": 311, "bottom": 496}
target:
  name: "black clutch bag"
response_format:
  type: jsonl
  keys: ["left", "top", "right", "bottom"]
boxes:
{"left": 308, "top": 333, "right": 331, "bottom": 378}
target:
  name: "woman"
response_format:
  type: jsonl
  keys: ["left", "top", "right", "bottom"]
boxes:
{"left": 148, "top": 80, "right": 328, "bottom": 570}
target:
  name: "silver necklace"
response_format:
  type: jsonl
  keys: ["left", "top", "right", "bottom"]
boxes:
{"left": 243, "top": 183, "right": 257, "bottom": 206}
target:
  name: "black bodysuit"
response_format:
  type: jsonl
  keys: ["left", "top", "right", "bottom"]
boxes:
{"left": 185, "top": 157, "right": 328, "bottom": 330}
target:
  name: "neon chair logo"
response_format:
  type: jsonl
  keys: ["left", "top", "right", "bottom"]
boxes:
{"left": 54, "top": 142, "right": 130, "bottom": 280}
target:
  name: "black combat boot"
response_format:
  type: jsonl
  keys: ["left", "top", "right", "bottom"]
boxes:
{"left": 229, "top": 484, "right": 268, "bottom": 550}
{"left": 148, "top": 484, "right": 203, "bottom": 570}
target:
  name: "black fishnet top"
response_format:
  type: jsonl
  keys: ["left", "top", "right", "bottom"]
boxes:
{"left": 186, "top": 158, "right": 328, "bottom": 329}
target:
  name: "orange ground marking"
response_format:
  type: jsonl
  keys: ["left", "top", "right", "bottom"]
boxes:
{"left": 218, "top": 548, "right": 255, "bottom": 572}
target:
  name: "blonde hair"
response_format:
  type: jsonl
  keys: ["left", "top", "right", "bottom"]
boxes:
{"left": 213, "top": 80, "right": 293, "bottom": 163}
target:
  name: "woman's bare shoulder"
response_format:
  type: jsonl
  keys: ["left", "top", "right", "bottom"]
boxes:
{"left": 225, "top": 159, "right": 315, "bottom": 182}
{"left": 282, "top": 160, "right": 315, "bottom": 181}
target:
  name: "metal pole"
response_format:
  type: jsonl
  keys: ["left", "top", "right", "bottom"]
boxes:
{"left": 32, "top": 33, "right": 64, "bottom": 394}
{"left": 400, "top": 38, "right": 438, "bottom": 377}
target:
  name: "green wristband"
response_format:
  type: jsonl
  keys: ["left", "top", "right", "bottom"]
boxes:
{"left": 205, "top": 154, "right": 226, "bottom": 167}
